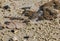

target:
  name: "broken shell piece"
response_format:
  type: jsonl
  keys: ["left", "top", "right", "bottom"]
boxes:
{"left": 14, "top": 30, "right": 19, "bottom": 34}
{"left": 4, "top": 21, "right": 11, "bottom": 25}
{"left": 13, "top": 36, "right": 18, "bottom": 41}
{"left": 13, "top": 21, "right": 26, "bottom": 29}
{"left": 24, "top": 39, "right": 27, "bottom": 41}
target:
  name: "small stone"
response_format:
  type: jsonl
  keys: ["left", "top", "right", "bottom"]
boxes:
{"left": 4, "top": 21, "right": 10, "bottom": 25}
{"left": 14, "top": 30, "right": 19, "bottom": 34}
{"left": 9, "top": 38, "right": 13, "bottom": 41}
{"left": 24, "top": 36, "right": 29, "bottom": 39}
{"left": 22, "top": 19, "right": 30, "bottom": 25}
{"left": 11, "top": 29, "right": 14, "bottom": 33}
{"left": 0, "top": 26, "right": 4, "bottom": 30}
{"left": 3, "top": 5, "right": 10, "bottom": 10}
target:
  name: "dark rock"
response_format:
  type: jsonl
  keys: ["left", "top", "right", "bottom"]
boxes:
{"left": 0, "top": 26, "right": 4, "bottom": 30}
{"left": 11, "top": 29, "right": 14, "bottom": 33}
{"left": 22, "top": 0, "right": 59, "bottom": 21}
{"left": 3, "top": 5, "right": 10, "bottom": 10}
{"left": 8, "top": 38, "right": 13, "bottom": 41}
{"left": 4, "top": 21, "right": 10, "bottom": 25}
{"left": 24, "top": 36, "right": 29, "bottom": 39}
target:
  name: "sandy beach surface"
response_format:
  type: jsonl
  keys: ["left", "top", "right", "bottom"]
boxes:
{"left": 0, "top": 0, "right": 60, "bottom": 41}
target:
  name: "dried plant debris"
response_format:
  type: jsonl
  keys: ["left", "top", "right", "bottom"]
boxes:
{"left": 22, "top": 0, "right": 60, "bottom": 21}
{"left": 4, "top": 16, "right": 24, "bottom": 20}
{"left": 22, "top": 19, "right": 30, "bottom": 25}
{"left": 21, "top": 7, "right": 31, "bottom": 10}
